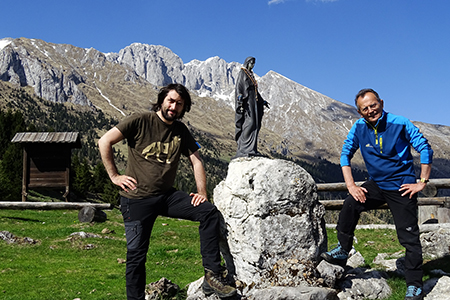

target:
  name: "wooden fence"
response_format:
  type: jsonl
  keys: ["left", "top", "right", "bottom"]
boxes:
{"left": 0, "top": 202, "right": 113, "bottom": 210}
{"left": 317, "top": 178, "right": 450, "bottom": 223}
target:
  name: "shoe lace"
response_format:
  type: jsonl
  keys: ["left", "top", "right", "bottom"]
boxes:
{"left": 329, "top": 244, "right": 348, "bottom": 257}
{"left": 406, "top": 285, "right": 422, "bottom": 297}
{"left": 208, "top": 272, "right": 227, "bottom": 287}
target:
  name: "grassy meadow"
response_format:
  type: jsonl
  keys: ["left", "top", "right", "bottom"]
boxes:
{"left": 0, "top": 208, "right": 203, "bottom": 300}
{"left": 1, "top": 208, "right": 448, "bottom": 300}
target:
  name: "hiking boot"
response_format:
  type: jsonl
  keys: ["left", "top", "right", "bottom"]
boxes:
{"left": 218, "top": 265, "right": 236, "bottom": 288}
{"left": 320, "top": 243, "right": 349, "bottom": 267}
{"left": 202, "top": 268, "right": 237, "bottom": 298}
{"left": 405, "top": 285, "right": 424, "bottom": 300}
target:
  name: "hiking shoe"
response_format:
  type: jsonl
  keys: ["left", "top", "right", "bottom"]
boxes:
{"left": 218, "top": 265, "right": 236, "bottom": 288}
{"left": 202, "top": 268, "right": 237, "bottom": 298}
{"left": 320, "top": 243, "right": 349, "bottom": 267}
{"left": 405, "top": 285, "right": 423, "bottom": 300}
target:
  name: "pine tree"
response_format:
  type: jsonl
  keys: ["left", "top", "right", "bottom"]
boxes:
{"left": 0, "top": 143, "right": 23, "bottom": 200}
{"left": 0, "top": 109, "right": 27, "bottom": 201}
{"left": 91, "top": 162, "right": 109, "bottom": 193}
{"left": 71, "top": 155, "right": 92, "bottom": 198}
{"left": 102, "top": 180, "right": 120, "bottom": 206}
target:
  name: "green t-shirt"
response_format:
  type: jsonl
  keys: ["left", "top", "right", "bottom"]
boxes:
{"left": 116, "top": 112, "right": 199, "bottom": 199}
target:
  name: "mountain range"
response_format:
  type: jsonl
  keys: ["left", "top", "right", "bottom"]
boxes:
{"left": 1, "top": 37, "right": 450, "bottom": 179}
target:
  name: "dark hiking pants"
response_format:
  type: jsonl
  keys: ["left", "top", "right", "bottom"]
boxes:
{"left": 336, "top": 180, "right": 423, "bottom": 287}
{"left": 120, "top": 188, "right": 221, "bottom": 300}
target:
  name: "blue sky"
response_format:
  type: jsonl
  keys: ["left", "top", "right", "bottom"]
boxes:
{"left": 2, "top": 0, "right": 450, "bottom": 126}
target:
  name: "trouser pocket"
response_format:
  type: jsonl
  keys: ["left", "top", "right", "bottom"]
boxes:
{"left": 120, "top": 197, "right": 131, "bottom": 221}
{"left": 124, "top": 220, "right": 142, "bottom": 250}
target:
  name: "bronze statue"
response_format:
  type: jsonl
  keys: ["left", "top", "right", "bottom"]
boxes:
{"left": 234, "top": 57, "right": 269, "bottom": 158}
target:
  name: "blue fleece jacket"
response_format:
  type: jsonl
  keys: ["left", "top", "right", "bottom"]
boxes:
{"left": 340, "top": 111, "right": 433, "bottom": 190}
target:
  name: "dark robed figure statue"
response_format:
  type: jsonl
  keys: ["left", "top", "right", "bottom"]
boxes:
{"left": 234, "top": 56, "right": 269, "bottom": 158}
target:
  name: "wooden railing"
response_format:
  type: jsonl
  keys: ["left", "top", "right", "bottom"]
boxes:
{"left": 317, "top": 179, "right": 450, "bottom": 210}
{"left": 0, "top": 202, "right": 113, "bottom": 210}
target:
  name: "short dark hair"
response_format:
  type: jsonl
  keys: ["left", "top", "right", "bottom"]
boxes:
{"left": 152, "top": 83, "right": 192, "bottom": 119}
{"left": 354, "top": 88, "right": 381, "bottom": 107}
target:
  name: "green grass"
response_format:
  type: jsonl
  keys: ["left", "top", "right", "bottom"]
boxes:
{"left": 1, "top": 209, "right": 449, "bottom": 300}
{"left": 0, "top": 209, "right": 203, "bottom": 300}
{"left": 326, "top": 227, "right": 450, "bottom": 299}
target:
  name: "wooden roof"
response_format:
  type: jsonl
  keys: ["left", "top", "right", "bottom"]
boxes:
{"left": 11, "top": 132, "right": 82, "bottom": 148}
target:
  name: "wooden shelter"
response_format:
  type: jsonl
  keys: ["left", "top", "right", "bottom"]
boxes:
{"left": 11, "top": 132, "right": 82, "bottom": 202}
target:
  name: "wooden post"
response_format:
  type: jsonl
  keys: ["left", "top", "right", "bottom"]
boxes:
{"left": 63, "top": 163, "right": 70, "bottom": 202}
{"left": 22, "top": 148, "right": 28, "bottom": 202}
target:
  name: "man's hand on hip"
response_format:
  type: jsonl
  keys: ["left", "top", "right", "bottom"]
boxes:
{"left": 111, "top": 174, "right": 137, "bottom": 193}
{"left": 399, "top": 182, "right": 426, "bottom": 199}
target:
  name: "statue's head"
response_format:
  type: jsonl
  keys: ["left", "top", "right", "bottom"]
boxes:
{"left": 243, "top": 56, "right": 256, "bottom": 71}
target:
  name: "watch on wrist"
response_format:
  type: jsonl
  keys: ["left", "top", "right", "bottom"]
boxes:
{"left": 420, "top": 178, "right": 429, "bottom": 183}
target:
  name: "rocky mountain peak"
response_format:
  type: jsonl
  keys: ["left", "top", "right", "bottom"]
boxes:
{"left": 107, "top": 43, "right": 184, "bottom": 86}
{"left": 0, "top": 38, "right": 13, "bottom": 50}
{"left": 1, "top": 37, "right": 450, "bottom": 175}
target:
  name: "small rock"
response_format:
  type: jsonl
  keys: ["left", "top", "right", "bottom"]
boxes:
{"left": 424, "top": 276, "right": 450, "bottom": 300}
{"left": 117, "top": 258, "right": 126, "bottom": 264}
{"left": 347, "top": 251, "right": 365, "bottom": 269}
{"left": 102, "top": 228, "right": 115, "bottom": 234}
{"left": 316, "top": 260, "right": 344, "bottom": 288}
{"left": 84, "top": 244, "right": 95, "bottom": 250}
{"left": 70, "top": 231, "right": 102, "bottom": 239}
{"left": 338, "top": 268, "right": 391, "bottom": 300}
{"left": 145, "top": 277, "right": 179, "bottom": 300}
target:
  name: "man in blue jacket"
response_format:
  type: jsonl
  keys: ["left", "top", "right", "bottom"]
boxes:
{"left": 321, "top": 88, "right": 432, "bottom": 300}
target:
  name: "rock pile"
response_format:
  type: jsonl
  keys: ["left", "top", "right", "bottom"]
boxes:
{"left": 185, "top": 157, "right": 450, "bottom": 300}
{"left": 187, "top": 157, "right": 334, "bottom": 299}
{"left": 0, "top": 230, "right": 38, "bottom": 245}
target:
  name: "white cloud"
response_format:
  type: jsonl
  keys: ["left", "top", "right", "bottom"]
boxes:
{"left": 268, "top": 0, "right": 286, "bottom": 4}
{"left": 308, "top": 0, "right": 338, "bottom": 2}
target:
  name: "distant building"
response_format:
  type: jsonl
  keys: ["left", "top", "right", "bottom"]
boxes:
{"left": 11, "top": 132, "right": 82, "bottom": 202}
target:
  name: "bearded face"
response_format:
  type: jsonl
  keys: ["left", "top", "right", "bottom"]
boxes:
{"left": 158, "top": 90, "right": 185, "bottom": 123}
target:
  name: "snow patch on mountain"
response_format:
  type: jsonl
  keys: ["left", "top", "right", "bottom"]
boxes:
{"left": 0, "top": 38, "right": 12, "bottom": 50}
{"left": 95, "top": 84, "right": 125, "bottom": 116}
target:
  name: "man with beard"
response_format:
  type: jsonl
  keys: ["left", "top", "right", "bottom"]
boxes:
{"left": 321, "top": 88, "right": 432, "bottom": 300}
{"left": 98, "top": 83, "right": 236, "bottom": 300}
